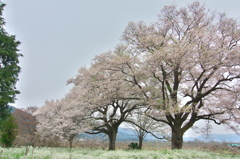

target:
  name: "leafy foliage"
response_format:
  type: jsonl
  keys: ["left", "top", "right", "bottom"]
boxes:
{"left": 128, "top": 142, "right": 139, "bottom": 150}
{"left": 0, "top": 2, "right": 22, "bottom": 120}
{"left": 13, "top": 106, "right": 38, "bottom": 146}
{"left": 0, "top": 115, "right": 18, "bottom": 147}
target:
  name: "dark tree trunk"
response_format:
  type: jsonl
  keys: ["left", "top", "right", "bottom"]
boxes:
{"left": 69, "top": 134, "right": 75, "bottom": 149}
{"left": 171, "top": 126, "right": 183, "bottom": 149}
{"left": 108, "top": 128, "right": 118, "bottom": 150}
{"left": 69, "top": 139, "right": 73, "bottom": 149}
{"left": 138, "top": 136, "right": 143, "bottom": 150}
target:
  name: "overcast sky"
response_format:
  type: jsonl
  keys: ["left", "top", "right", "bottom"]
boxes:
{"left": 2, "top": 0, "right": 240, "bottom": 137}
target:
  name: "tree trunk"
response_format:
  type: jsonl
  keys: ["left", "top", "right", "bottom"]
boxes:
{"left": 171, "top": 126, "right": 183, "bottom": 149}
{"left": 69, "top": 134, "right": 75, "bottom": 149}
{"left": 69, "top": 139, "right": 73, "bottom": 149}
{"left": 138, "top": 136, "right": 143, "bottom": 150}
{"left": 108, "top": 128, "right": 117, "bottom": 150}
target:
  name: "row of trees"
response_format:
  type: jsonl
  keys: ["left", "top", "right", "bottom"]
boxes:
{"left": 34, "top": 1, "right": 240, "bottom": 150}
{"left": 0, "top": 1, "right": 159, "bottom": 149}
{"left": 2, "top": 105, "right": 158, "bottom": 149}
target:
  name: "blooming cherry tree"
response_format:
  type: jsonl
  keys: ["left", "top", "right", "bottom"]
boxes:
{"left": 68, "top": 63, "right": 145, "bottom": 150}
{"left": 126, "top": 108, "right": 171, "bottom": 149}
{"left": 96, "top": 2, "right": 240, "bottom": 149}
{"left": 34, "top": 97, "right": 91, "bottom": 149}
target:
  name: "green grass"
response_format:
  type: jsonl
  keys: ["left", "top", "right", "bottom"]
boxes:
{"left": 0, "top": 147, "right": 239, "bottom": 159}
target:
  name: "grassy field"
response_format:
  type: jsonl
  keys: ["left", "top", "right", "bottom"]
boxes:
{"left": 0, "top": 147, "right": 240, "bottom": 159}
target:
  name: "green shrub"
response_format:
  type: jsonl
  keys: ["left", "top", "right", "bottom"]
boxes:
{"left": 0, "top": 115, "right": 18, "bottom": 147}
{"left": 128, "top": 142, "right": 139, "bottom": 150}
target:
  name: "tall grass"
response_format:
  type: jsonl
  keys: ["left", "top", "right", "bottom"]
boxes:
{"left": 0, "top": 147, "right": 239, "bottom": 159}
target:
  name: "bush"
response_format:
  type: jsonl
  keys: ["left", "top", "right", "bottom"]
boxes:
{"left": 128, "top": 142, "right": 139, "bottom": 150}
{"left": 0, "top": 115, "right": 18, "bottom": 147}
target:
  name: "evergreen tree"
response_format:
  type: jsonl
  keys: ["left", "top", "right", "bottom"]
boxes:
{"left": 0, "top": 115, "right": 18, "bottom": 147}
{"left": 0, "top": 2, "right": 22, "bottom": 120}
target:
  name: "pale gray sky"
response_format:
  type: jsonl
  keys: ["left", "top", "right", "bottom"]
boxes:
{"left": 2, "top": 0, "right": 240, "bottom": 137}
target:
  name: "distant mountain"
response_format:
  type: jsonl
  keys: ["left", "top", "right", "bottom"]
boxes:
{"left": 184, "top": 134, "right": 240, "bottom": 142}
{"left": 117, "top": 127, "right": 159, "bottom": 141}
{"left": 8, "top": 105, "right": 16, "bottom": 113}
{"left": 78, "top": 127, "right": 240, "bottom": 143}
{"left": 117, "top": 127, "right": 138, "bottom": 141}
{"left": 78, "top": 127, "right": 163, "bottom": 141}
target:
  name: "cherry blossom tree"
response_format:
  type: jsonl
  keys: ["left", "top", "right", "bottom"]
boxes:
{"left": 95, "top": 2, "right": 240, "bottom": 149}
{"left": 86, "top": 100, "right": 142, "bottom": 150}
{"left": 68, "top": 65, "right": 145, "bottom": 150}
{"left": 223, "top": 83, "right": 240, "bottom": 133}
{"left": 34, "top": 97, "right": 92, "bottom": 149}
{"left": 126, "top": 108, "right": 170, "bottom": 149}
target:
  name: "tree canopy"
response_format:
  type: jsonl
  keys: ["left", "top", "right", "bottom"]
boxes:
{"left": 89, "top": 1, "right": 240, "bottom": 149}
{"left": 124, "top": 1, "right": 240, "bottom": 149}
{"left": 0, "top": 2, "right": 22, "bottom": 120}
